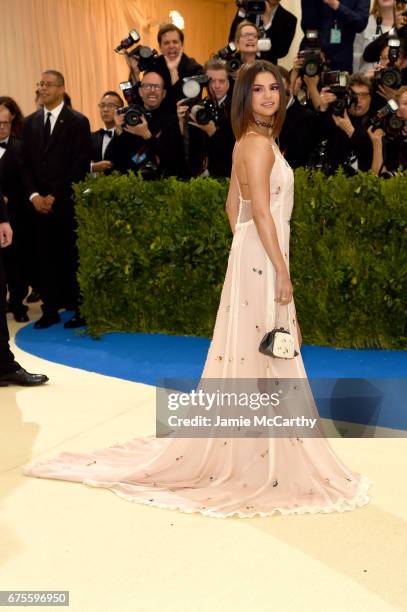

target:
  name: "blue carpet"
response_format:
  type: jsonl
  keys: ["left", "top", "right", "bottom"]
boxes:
{"left": 16, "top": 311, "right": 407, "bottom": 431}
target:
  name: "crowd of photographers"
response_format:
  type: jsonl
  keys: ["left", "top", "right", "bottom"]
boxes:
{"left": 91, "top": 0, "right": 407, "bottom": 180}
{"left": 0, "top": 0, "right": 407, "bottom": 330}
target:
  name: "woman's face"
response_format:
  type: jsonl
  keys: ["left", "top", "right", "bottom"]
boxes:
{"left": 396, "top": 92, "right": 407, "bottom": 120}
{"left": 238, "top": 25, "right": 258, "bottom": 53}
{"left": 378, "top": 0, "right": 395, "bottom": 9}
{"left": 251, "top": 71, "right": 280, "bottom": 122}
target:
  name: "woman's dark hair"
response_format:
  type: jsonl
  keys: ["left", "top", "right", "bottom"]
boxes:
{"left": 0, "top": 96, "right": 24, "bottom": 138}
{"left": 231, "top": 60, "right": 286, "bottom": 141}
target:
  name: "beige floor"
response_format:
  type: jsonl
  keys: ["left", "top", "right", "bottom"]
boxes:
{"left": 0, "top": 310, "right": 406, "bottom": 612}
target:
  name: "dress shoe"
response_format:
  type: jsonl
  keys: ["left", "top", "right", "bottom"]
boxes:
{"left": 0, "top": 367, "right": 49, "bottom": 387}
{"left": 26, "top": 289, "right": 40, "bottom": 304}
{"left": 64, "top": 312, "right": 86, "bottom": 329}
{"left": 34, "top": 312, "right": 61, "bottom": 329}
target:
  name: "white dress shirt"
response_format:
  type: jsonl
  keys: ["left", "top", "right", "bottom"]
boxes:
{"left": 0, "top": 137, "right": 9, "bottom": 160}
{"left": 101, "top": 128, "right": 114, "bottom": 159}
{"left": 43, "top": 100, "right": 65, "bottom": 134}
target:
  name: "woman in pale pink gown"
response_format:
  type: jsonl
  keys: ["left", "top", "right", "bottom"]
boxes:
{"left": 23, "top": 61, "right": 372, "bottom": 518}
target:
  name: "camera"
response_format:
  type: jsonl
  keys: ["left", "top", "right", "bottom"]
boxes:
{"left": 115, "top": 29, "right": 141, "bottom": 53}
{"left": 370, "top": 99, "right": 404, "bottom": 139}
{"left": 118, "top": 81, "right": 148, "bottom": 126}
{"left": 128, "top": 45, "right": 158, "bottom": 72}
{"left": 320, "top": 71, "right": 358, "bottom": 116}
{"left": 299, "top": 30, "right": 324, "bottom": 77}
{"left": 190, "top": 97, "right": 220, "bottom": 126}
{"left": 320, "top": 70, "right": 349, "bottom": 92}
{"left": 215, "top": 43, "right": 242, "bottom": 72}
{"left": 182, "top": 74, "right": 210, "bottom": 99}
{"left": 236, "top": 0, "right": 265, "bottom": 15}
{"left": 117, "top": 104, "right": 147, "bottom": 127}
{"left": 373, "top": 37, "right": 402, "bottom": 90}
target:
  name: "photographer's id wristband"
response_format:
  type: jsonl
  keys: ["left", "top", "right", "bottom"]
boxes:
{"left": 330, "top": 22, "right": 341, "bottom": 44}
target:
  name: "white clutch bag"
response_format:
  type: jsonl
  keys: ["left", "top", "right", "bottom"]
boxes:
{"left": 259, "top": 327, "right": 298, "bottom": 360}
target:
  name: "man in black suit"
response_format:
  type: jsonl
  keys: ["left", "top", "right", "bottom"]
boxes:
{"left": 91, "top": 91, "right": 124, "bottom": 175}
{"left": 229, "top": 0, "right": 297, "bottom": 65}
{"left": 0, "top": 104, "right": 30, "bottom": 322}
{"left": 153, "top": 24, "right": 203, "bottom": 107}
{"left": 300, "top": 0, "right": 369, "bottom": 73}
{"left": 21, "top": 70, "right": 91, "bottom": 329}
{"left": 0, "top": 187, "right": 48, "bottom": 385}
{"left": 277, "top": 66, "right": 319, "bottom": 168}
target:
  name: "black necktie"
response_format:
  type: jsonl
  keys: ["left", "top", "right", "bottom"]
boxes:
{"left": 102, "top": 129, "right": 113, "bottom": 138}
{"left": 0, "top": 142, "right": 7, "bottom": 149}
{"left": 44, "top": 112, "right": 52, "bottom": 145}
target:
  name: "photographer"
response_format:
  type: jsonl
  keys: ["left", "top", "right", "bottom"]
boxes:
{"left": 363, "top": 5, "right": 407, "bottom": 65}
{"left": 314, "top": 73, "right": 374, "bottom": 174}
{"left": 368, "top": 85, "right": 407, "bottom": 174}
{"left": 182, "top": 59, "right": 235, "bottom": 178}
{"left": 229, "top": 0, "right": 297, "bottom": 65}
{"left": 153, "top": 24, "right": 203, "bottom": 107}
{"left": 301, "top": 0, "right": 370, "bottom": 73}
{"left": 108, "top": 71, "right": 186, "bottom": 179}
{"left": 365, "top": 36, "right": 407, "bottom": 111}
{"left": 234, "top": 21, "right": 261, "bottom": 68}
{"left": 277, "top": 67, "right": 320, "bottom": 168}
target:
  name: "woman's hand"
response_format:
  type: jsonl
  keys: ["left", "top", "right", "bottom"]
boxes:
{"left": 275, "top": 268, "right": 293, "bottom": 305}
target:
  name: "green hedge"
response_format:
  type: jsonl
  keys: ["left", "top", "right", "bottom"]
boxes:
{"left": 74, "top": 169, "right": 406, "bottom": 349}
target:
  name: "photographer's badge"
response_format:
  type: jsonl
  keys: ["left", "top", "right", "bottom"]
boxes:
{"left": 330, "top": 23, "right": 342, "bottom": 44}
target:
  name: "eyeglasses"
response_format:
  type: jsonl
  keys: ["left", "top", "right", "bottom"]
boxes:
{"left": 0, "top": 121, "right": 11, "bottom": 127}
{"left": 36, "top": 81, "right": 60, "bottom": 88}
{"left": 140, "top": 83, "right": 163, "bottom": 91}
{"left": 240, "top": 32, "right": 258, "bottom": 39}
{"left": 351, "top": 91, "right": 370, "bottom": 98}
{"left": 98, "top": 103, "right": 120, "bottom": 109}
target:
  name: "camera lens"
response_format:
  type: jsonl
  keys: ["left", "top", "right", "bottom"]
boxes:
{"left": 125, "top": 108, "right": 142, "bottom": 126}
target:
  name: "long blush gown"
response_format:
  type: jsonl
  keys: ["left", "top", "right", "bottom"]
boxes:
{"left": 23, "top": 136, "right": 372, "bottom": 518}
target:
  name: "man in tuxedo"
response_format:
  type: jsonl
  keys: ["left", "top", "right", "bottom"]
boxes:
{"left": 0, "top": 105, "right": 30, "bottom": 322}
{"left": 0, "top": 187, "right": 48, "bottom": 385}
{"left": 229, "top": 0, "right": 297, "bottom": 65}
{"left": 21, "top": 70, "right": 91, "bottom": 329}
{"left": 91, "top": 91, "right": 124, "bottom": 175}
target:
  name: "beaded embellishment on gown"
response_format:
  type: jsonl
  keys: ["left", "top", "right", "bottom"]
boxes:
{"left": 23, "top": 137, "right": 372, "bottom": 518}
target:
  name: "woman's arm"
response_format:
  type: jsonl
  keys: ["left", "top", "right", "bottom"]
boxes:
{"left": 243, "top": 135, "right": 293, "bottom": 304}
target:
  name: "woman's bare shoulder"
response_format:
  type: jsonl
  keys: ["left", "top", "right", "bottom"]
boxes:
{"left": 239, "top": 133, "right": 274, "bottom": 153}
{"left": 239, "top": 134, "right": 275, "bottom": 166}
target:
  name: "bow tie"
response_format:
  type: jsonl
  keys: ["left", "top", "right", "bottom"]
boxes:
{"left": 0, "top": 142, "right": 7, "bottom": 149}
{"left": 102, "top": 129, "right": 113, "bottom": 137}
